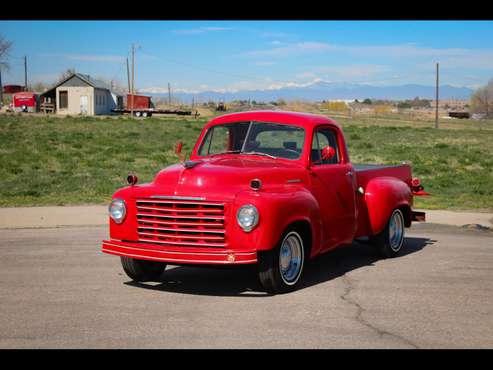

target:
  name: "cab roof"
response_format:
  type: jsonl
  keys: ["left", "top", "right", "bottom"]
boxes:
{"left": 207, "top": 110, "right": 338, "bottom": 130}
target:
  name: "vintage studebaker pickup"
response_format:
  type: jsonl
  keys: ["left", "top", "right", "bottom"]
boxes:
{"left": 102, "top": 111, "right": 427, "bottom": 293}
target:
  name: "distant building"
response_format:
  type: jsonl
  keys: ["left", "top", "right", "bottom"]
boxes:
{"left": 429, "top": 99, "right": 470, "bottom": 111}
{"left": 40, "top": 72, "right": 121, "bottom": 115}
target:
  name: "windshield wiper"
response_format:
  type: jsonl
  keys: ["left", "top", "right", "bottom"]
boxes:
{"left": 242, "top": 151, "right": 277, "bottom": 159}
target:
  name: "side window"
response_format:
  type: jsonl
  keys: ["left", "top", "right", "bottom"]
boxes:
{"left": 198, "top": 126, "right": 230, "bottom": 155}
{"left": 311, "top": 128, "right": 340, "bottom": 165}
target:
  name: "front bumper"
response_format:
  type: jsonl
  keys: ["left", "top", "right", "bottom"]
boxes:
{"left": 101, "top": 239, "right": 258, "bottom": 265}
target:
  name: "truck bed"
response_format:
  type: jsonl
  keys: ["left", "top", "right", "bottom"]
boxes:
{"left": 354, "top": 163, "right": 412, "bottom": 188}
{"left": 354, "top": 163, "right": 407, "bottom": 172}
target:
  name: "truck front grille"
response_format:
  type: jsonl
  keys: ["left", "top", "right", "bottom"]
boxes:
{"left": 135, "top": 199, "right": 227, "bottom": 248}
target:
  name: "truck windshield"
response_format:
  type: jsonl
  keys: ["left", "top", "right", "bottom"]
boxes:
{"left": 198, "top": 121, "right": 305, "bottom": 160}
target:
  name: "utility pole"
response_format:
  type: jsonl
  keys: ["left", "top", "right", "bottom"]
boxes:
{"left": 24, "top": 56, "right": 28, "bottom": 91}
{"left": 435, "top": 62, "right": 439, "bottom": 129}
{"left": 168, "top": 82, "right": 171, "bottom": 105}
{"left": 131, "top": 44, "right": 135, "bottom": 117}
{"left": 126, "top": 58, "right": 131, "bottom": 94}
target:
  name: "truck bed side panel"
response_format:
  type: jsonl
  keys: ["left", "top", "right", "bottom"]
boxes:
{"left": 354, "top": 164, "right": 412, "bottom": 237}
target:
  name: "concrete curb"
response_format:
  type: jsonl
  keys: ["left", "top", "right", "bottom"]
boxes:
{"left": 0, "top": 206, "right": 491, "bottom": 230}
{"left": 0, "top": 206, "right": 108, "bottom": 229}
{"left": 416, "top": 209, "right": 493, "bottom": 229}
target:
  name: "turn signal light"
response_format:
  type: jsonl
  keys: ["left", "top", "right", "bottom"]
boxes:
{"left": 127, "top": 174, "right": 138, "bottom": 186}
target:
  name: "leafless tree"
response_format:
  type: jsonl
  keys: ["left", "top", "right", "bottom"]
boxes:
{"left": 471, "top": 79, "right": 493, "bottom": 118}
{"left": 0, "top": 35, "right": 12, "bottom": 71}
{"left": 32, "top": 82, "right": 49, "bottom": 93}
{"left": 56, "top": 68, "right": 77, "bottom": 83}
{"left": 96, "top": 76, "right": 127, "bottom": 95}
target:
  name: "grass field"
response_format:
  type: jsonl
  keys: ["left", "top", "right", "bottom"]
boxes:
{"left": 1, "top": 112, "right": 492, "bottom": 211}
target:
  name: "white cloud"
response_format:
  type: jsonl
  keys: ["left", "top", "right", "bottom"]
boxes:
{"left": 242, "top": 41, "right": 493, "bottom": 71}
{"left": 317, "top": 64, "right": 391, "bottom": 79}
{"left": 65, "top": 54, "right": 125, "bottom": 62}
{"left": 38, "top": 53, "right": 125, "bottom": 62}
{"left": 173, "top": 26, "right": 234, "bottom": 35}
{"left": 243, "top": 42, "right": 332, "bottom": 58}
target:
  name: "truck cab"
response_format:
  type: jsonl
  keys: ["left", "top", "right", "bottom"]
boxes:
{"left": 102, "top": 111, "right": 426, "bottom": 294}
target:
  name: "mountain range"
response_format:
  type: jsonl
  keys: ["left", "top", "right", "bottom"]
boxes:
{"left": 142, "top": 81, "right": 473, "bottom": 103}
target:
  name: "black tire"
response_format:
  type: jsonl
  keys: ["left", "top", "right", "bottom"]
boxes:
{"left": 120, "top": 256, "right": 166, "bottom": 282}
{"left": 257, "top": 229, "right": 305, "bottom": 294}
{"left": 370, "top": 209, "right": 405, "bottom": 258}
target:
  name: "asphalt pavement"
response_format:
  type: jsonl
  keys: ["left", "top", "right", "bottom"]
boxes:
{"left": 0, "top": 223, "right": 492, "bottom": 348}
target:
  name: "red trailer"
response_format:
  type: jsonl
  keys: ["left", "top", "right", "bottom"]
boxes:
{"left": 126, "top": 94, "right": 151, "bottom": 110}
{"left": 12, "top": 92, "right": 39, "bottom": 113}
{"left": 3, "top": 85, "right": 24, "bottom": 94}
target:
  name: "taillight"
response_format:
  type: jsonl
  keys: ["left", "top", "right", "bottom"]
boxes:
{"left": 410, "top": 178, "right": 430, "bottom": 196}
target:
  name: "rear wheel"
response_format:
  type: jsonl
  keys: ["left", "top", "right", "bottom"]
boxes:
{"left": 142, "top": 111, "right": 148, "bottom": 117}
{"left": 257, "top": 230, "right": 305, "bottom": 294}
{"left": 134, "top": 111, "right": 142, "bottom": 117}
{"left": 120, "top": 256, "right": 166, "bottom": 282}
{"left": 370, "top": 209, "right": 405, "bottom": 258}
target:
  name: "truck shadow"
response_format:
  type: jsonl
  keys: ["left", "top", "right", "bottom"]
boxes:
{"left": 124, "top": 236, "right": 435, "bottom": 297}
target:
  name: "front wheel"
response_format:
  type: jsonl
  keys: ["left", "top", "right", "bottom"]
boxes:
{"left": 257, "top": 230, "right": 305, "bottom": 294}
{"left": 120, "top": 256, "right": 166, "bottom": 282}
{"left": 370, "top": 209, "right": 405, "bottom": 258}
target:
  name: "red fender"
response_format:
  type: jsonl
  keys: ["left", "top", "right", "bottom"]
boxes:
{"left": 364, "top": 176, "right": 412, "bottom": 235}
{"left": 233, "top": 187, "right": 322, "bottom": 258}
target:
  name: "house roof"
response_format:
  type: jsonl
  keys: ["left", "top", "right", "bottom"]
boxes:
{"left": 40, "top": 72, "right": 114, "bottom": 97}
{"left": 74, "top": 73, "right": 110, "bottom": 90}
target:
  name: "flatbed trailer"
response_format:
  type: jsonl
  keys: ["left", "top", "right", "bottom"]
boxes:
{"left": 112, "top": 108, "right": 198, "bottom": 117}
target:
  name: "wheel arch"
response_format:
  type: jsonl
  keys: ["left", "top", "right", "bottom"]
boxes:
{"left": 364, "top": 176, "right": 412, "bottom": 235}
{"left": 249, "top": 188, "right": 321, "bottom": 258}
{"left": 284, "top": 219, "right": 313, "bottom": 260}
{"left": 397, "top": 203, "right": 412, "bottom": 228}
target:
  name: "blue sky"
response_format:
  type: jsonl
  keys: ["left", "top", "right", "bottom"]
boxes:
{"left": 1, "top": 21, "right": 493, "bottom": 93}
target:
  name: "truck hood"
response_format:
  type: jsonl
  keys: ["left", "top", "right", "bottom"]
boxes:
{"left": 130, "top": 156, "right": 307, "bottom": 201}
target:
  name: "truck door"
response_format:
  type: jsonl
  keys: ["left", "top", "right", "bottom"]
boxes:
{"left": 309, "top": 126, "right": 357, "bottom": 250}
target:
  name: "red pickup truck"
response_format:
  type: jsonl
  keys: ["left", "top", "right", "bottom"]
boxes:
{"left": 102, "top": 111, "right": 427, "bottom": 294}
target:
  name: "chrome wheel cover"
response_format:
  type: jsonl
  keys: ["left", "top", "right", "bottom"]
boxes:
{"left": 389, "top": 210, "right": 404, "bottom": 252}
{"left": 279, "top": 231, "right": 304, "bottom": 285}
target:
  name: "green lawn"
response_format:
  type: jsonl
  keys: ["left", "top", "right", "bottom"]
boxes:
{"left": 1, "top": 113, "right": 492, "bottom": 211}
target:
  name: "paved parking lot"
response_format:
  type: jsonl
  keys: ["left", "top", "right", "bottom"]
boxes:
{"left": 0, "top": 223, "right": 492, "bottom": 348}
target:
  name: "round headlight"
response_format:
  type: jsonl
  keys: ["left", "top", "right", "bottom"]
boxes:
{"left": 109, "top": 198, "right": 126, "bottom": 224}
{"left": 237, "top": 204, "right": 259, "bottom": 232}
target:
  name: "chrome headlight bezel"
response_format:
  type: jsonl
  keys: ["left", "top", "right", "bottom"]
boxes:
{"left": 109, "top": 198, "right": 126, "bottom": 224}
{"left": 236, "top": 204, "right": 259, "bottom": 232}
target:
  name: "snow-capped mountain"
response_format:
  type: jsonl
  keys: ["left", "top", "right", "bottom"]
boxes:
{"left": 142, "top": 80, "right": 473, "bottom": 103}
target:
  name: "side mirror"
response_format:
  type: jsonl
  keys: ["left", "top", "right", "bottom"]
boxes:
{"left": 174, "top": 141, "right": 183, "bottom": 154}
{"left": 174, "top": 141, "right": 185, "bottom": 163}
{"left": 321, "top": 146, "right": 336, "bottom": 161}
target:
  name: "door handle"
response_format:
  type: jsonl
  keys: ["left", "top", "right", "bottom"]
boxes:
{"left": 346, "top": 171, "right": 353, "bottom": 177}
